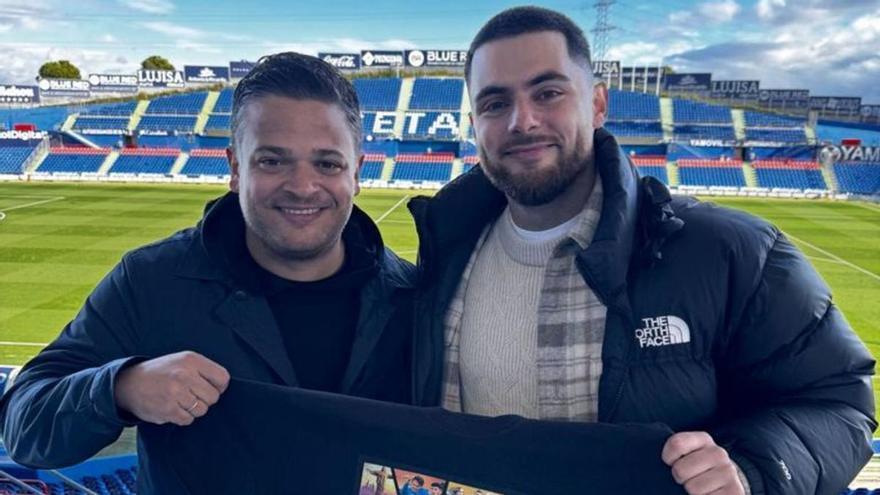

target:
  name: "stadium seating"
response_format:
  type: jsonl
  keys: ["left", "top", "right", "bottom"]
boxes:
{"left": 0, "top": 145, "right": 38, "bottom": 174}
{"left": 673, "top": 125, "right": 736, "bottom": 142}
{"left": 834, "top": 162, "right": 880, "bottom": 195}
{"left": 353, "top": 78, "right": 401, "bottom": 111}
{"left": 672, "top": 99, "right": 732, "bottom": 124}
{"left": 181, "top": 148, "right": 229, "bottom": 176}
{"left": 72, "top": 116, "right": 129, "bottom": 131}
{"left": 214, "top": 88, "right": 234, "bottom": 113}
{"left": 391, "top": 153, "right": 454, "bottom": 182}
{"left": 137, "top": 115, "right": 197, "bottom": 133}
{"left": 677, "top": 159, "right": 746, "bottom": 187}
{"left": 408, "top": 78, "right": 464, "bottom": 111}
{"left": 631, "top": 156, "right": 669, "bottom": 184}
{"left": 109, "top": 148, "right": 178, "bottom": 175}
{"left": 79, "top": 101, "right": 137, "bottom": 116}
{"left": 744, "top": 111, "right": 805, "bottom": 127}
{"left": 604, "top": 122, "right": 663, "bottom": 140}
{"left": 362, "top": 112, "right": 397, "bottom": 138}
{"left": 745, "top": 128, "right": 807, "bottom": 143}
{"left": 608, "top": 90, "right": 660, "bottom": 121}
{"left": 360, "top": 153, "right": 386, "bottom": 180}
{"left": 145, "top": 92, "right": 207, "bottom": 115}
{"left": 402, "top": 112, "right": 461, "bottom": 139}
{"left": 37, "top": 147, "right": 109, "bottom": 174}
{"left": 205, "top": 114, "right": 231, "bottom": 132}
{"left": 752, "top": 160, "right": 826, "bottom": 189}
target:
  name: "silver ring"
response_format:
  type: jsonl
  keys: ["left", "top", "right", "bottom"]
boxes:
{"left": 186, "top": 399, "right": 200, "bottom": 414}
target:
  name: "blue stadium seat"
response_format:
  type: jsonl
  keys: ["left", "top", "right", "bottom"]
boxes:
{"left": 608, "top": 90, "right": 660, "bottom": 121}
{"left": 673, "top": 125, "right": 736, "bottom": 142}
{"left": 181, "top": 150, "right": 229, "bottom": 176}
{"left": 213, "top": 88, "right": 234, "bottom": 113}
{"left": 745, "top": 128, "right": 806, "bottom": 143}
{"left": 38, "top": 148, "right": 108, "bottom": 174}
{"left": 73, "top": 116, "right": 129, "bottom": 131}
{"left": 145, "top": 92, "right": 208, "bottom": 115}
{"left": 408, "top": 78, "right": 464, "bottom": 111}
{"left": 205, "top": 114, "right": 231, "bottom": 132}
{"left": 362, "top": 112, "right": 397, "bottom": 138}
{"left": 360, "top": 154, "right": 386, "bottom": 180}
{"left": 353, "top": 78, "right": 401, "bottom": 111}
{"left": 673, "top": 99, "right": 732, "bottom": 124}
{"left": 391, "top": 153, "right": 454, "bottom": 182}
{"left": 754, "top": 168, "right": 826, "bottom": 189}
{"left": 110, "top": 153, "right": 177, "bottom": 175}
{"left": 834, "top": 162, "right": 880, "bottom": 194}
{"left": 678, "top": 159, "right": 745, "bottom": 187}
{"left": 744, "top": 111, "right": 805, "bottom": 127}
{"left": 137, "top": 115, "right": 197, "bottom": 133}
{"left": 0, "top": 145, "right": 37, "bottom": 174}
{"left": 604, "top": 122, "right": 663, "bottom": 139}
{"left": 79, "top": 101, "right": 137, "bottom": 116}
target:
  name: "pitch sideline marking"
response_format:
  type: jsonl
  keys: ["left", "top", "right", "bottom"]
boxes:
{"left": 784, "top": 231, "right": 880, "bottom": 283}
{"left": 375, "top": 195, "right": 410, "bottom": 224}
{"left": 0, "top": 196, "right": 66, "bottom": 222}
{"left": 0, "top": 341, "right": 50, "bottom": 347}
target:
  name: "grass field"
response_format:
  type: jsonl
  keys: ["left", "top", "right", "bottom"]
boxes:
{"left": 1, "top": 181, "right": 879, "bottom": 409}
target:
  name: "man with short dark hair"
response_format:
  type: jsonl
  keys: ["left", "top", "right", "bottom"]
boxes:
{"left": 409, "top": 6, "right": 875, "bottom": 495}
{"left": 0, "top": 52, "right": 415, "bottom": 493}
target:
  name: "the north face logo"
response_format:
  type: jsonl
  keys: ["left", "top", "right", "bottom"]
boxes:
{"left": 635, "top": 316, "right": 691, "bottom": 348}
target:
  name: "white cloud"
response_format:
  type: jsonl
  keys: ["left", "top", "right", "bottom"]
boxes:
{"left": 756, "top": 0, "right": 786, "bottom": 20}
{"left": 698, "top": 0, "right": 741, "bottom": 23}
{"left": 0, "top": 0, "right": 52, "bottom": 32}
{"left": 140, "top": 21, "right": 205, "bottom": 39}
{"left": 0, "top": 44, "right": 135, "bottom": 84}
{"left": 608, "top": 40, "right": 698, "bottom": 66}
{"left": 119, "top": 0, "right": 174, "bottom": 14}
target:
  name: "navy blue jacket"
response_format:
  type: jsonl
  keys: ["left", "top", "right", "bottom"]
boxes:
{"left": 0, "top": 192, "right": 416, "bottom": 493}
{"left": 407, "top": 128, "right": 876, "bottom": 494}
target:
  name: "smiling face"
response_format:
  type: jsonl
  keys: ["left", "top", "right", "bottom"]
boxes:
{"left": 468, "top": 30, "right": 607, "bottom": 207}
{"left": 228, "top": 95, "right": 360, "bottom": 267}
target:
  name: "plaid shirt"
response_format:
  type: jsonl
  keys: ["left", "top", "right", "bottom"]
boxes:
{"left": 441, "top": 178, "right": 606, "bottom": 421}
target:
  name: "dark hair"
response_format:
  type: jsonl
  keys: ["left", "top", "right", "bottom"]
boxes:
{"left": 464, "top": 6, "right": 593, "bottom": 81}
{"left": 431, "top": 482, "right": 443, "bottom": 489}
{"left": 231, "top": 52, "right": 362, "bottom": 148}
{"left": 411, "top": 476, "right": 424, "bottom": 486}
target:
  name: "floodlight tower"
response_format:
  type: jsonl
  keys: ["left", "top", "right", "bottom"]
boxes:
{"left": 590, "top": 0, "right": 616, "bottom": 62}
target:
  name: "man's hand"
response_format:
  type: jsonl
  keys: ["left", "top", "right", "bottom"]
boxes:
{"left": 662, "top": 431, "right": 746, "bottom": 495}
{"left": 114, "top": 351, "right": 230, "bottom": 426}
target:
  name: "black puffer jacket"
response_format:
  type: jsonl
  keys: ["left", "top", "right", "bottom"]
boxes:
{"left": 408, "top": 128, "right": 876, "bottom": 494}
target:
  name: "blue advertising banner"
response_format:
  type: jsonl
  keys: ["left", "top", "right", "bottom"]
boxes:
{"left": 88, "top": 74, "right": 138, "bottom": 93}
{"left": 360, "top": 50, "right": 404, "bottom": 68}
{"left": 711, "top": 80, "right": 760, "bottom": 99}
{"left": 137, "top": 70, "right": 185, "bottom": 88}
{"left": 38, "top": 78, "right": 90, "bottom": 98}
{"left": 664, "top": 73, "right": 712, "bottom": 92}
{"left": 758, "top": 89, "right": 810, "bottom": 108}
{"left": 230, "top": 61, "right": 257, "bottom": 79}
{"left": 810, "top": 96, "right": 862, "bottom": 112}
{"left": 405, "top": 50, "right": 467, "bottom": 68}
{"left": 0, "top": 84, "right": 39, "bottom": 103}
{"left": 184, "top": 65, "right": 230, "bottom": 83}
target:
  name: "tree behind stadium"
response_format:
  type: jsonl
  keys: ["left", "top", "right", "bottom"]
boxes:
{"left": 141, "top": 56, "right": 174, "bottom": 71}
{"left": 38, "top": 60, "right": 81, "bottom": 80}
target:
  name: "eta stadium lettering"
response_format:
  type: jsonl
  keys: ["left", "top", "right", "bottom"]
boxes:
{"left": 371, "top": 112, "right": 397, "bottom": 134}
{"left": 138, "top": 70, "right": 185, "bottom": 88}
{"left": 822, "top": 146, "right": 880, "bottom": 163}
{"left": 404, "top": 113, "right": 460, "bottom": 136}
{"left": 635, "top": 316, "right": 691, "bottom": 348}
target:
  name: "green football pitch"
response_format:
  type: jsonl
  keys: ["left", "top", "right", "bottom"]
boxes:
{"left": 2, "top": 182, "right": 879, "bottom": 410}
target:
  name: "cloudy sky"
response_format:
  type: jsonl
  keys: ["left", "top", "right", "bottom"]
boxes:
{"left": 0, "top": 0, "right": 877, "bottom": 103}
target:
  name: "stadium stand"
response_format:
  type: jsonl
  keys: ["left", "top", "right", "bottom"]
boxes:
{"left": 834, "top": 161, "right": 880, "bottom": 195}
{"left": 145, "top": 92, "right": 207, "bottom": 115}
{"left": 604, "top": 121, "right": 663, "bottom": 140}
{"left": 137, "top": 115, "right": 198, "bottom": 133}
{"left": 214, "top": 88, "right": 234, "bottom": 113}
{"left": 402, "top": 112, "right": 461, "bottom": 139}
{"left": 673, "top": 125, "right": 736, "bottom": 142}
{"left": 204, "top": 113, "right": 231, "bottom": 133}
{"left": 180, "top": 148, "right": 229, "bottom": 176}
{"left": 360, "top": 153, "right": 386, "bottom": 180}
{"left": 744, "top": 128, "right": 807, "bottom": 144}
{"left": 672, "top": 99, "right": 732, "bottom": 124}
{"left": 391, "top": 153, "right": 454, "bottom": 182}
{"left": 632, "top": 155, "right": 669, "bottom": 184}
{"left": 0, "top": 144, "right": 38, "bottom": 174}
{"left": 109, "top": 148, "right": 178, "bottom": 175}
{"left": 752, "top": 160, "right": 826, "bottom": 189}
{"left": 608, "top": 90, "right": 660, "bottom": 121}
{"left": 744, "top": 111, "right": 805, "bottom": 127}
{"left": 677, "top": 158, "right": 746, "bottom": 187}
{"left": 79, "top": 101, "right": 137, "bottom": 116}
{"left": 463, "top": 154, "right": 479, "bottom": 174}
{"left": 72, "top": 116, "right": 129, "bottom": 131}
{"left": 37, "top": 147, "right": 109, "bottom": 174}
{"left": 362, "top": 112, "right": 396, "bottom": 139}
{"left": 352, "top": 78, "right": 401, "bottom": 111}
{"left": 408, "top": 78, "right": 464, "bottom": 111}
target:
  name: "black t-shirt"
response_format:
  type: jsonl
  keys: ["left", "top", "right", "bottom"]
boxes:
{"left": 163, "top": 379, "right": 686, "bottom": 495}
{"left": 210, "top": 195, "right": 378, "bottom": 392}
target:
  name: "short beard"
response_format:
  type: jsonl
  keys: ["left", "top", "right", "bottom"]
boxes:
{"left": 480, "top": 137, "right": 591, "bottom": 207}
